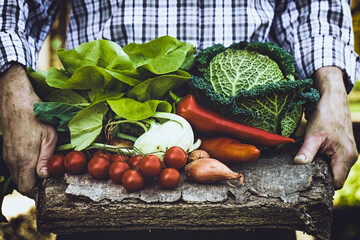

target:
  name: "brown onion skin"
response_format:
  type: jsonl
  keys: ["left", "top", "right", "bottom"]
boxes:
{"left": 188, "top": 150, "right": 210, "bottom": 162}
{"left": 184, "top": 158, "right": 243, "bottom": 184}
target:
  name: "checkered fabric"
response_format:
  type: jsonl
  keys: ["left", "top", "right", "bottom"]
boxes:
{"left": 0, "top": 0, "right": 359, "bottom": 91}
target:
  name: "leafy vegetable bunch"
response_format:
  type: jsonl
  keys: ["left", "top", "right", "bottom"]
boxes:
{"left": 187, "top": 41, "right": 320, "bottom": 137}
{"left": 29, "top": 36, "right": 197, "bottom": 151}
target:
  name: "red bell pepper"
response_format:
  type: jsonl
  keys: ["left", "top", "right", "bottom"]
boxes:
{"left": 176, "top": 95, "right": 295, "bottom": 147}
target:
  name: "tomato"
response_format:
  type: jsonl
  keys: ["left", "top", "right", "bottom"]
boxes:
{"left": 121, "top": 169, "right": 144, "bottom": 192}
{"left": 128, "top": 155, "right": 143, "bottom": 169}
{"left": 92, "top": 151, "right": 112, "bottom": 160}
{"left": 109, "top": 161, "right": 130, "bottom": 184}
{"left": 110, "top": 153, "right": 129, "bottom": 163}
{"left": 88, "top": 156, "right": 111, "bottom": 180}
{"left": 47, "top": 154, "right": 66, "bottom": 178}
{"left": 64, "top": 151, "right": 87, "bottom": 175}
{"left": 158, "top": 168, "right": 181, "bottom": 189}
{"left": 138, "top": 155, "right": 162, "bottom": 177}
{"left": 163, "top": 146, "right": 187, "bottom": 169}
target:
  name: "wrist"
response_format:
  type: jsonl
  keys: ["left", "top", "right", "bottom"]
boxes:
{"left": 313, "top": 66, "right": 347, "bottom": 97}
{"left": 312, "top": 66, "right": 351, "bottom": 120}
{"left": 0, "top": 63, "right": 39, "bottom": 112}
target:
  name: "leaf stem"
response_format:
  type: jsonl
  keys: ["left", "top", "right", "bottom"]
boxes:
{"left": 56, "top": 143, "right": 74, "bottom": 152}
{"left": 116, "top": 132, "right": 137, "bottom": 142}
{"left": 169, "top": 90, "right": 183, "bottom": 104}
{"left": 75, "top": 103, "right": 91, "bottom": 107}
{"left": 110, "top": 119, "right": 149, "bottom": 132}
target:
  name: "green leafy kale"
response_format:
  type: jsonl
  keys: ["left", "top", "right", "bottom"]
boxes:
{"left": 188, "top": 41, "right": 319, "bottom": 137}
{"left": 33, "top": 102, "right": 84, "bottom": 132}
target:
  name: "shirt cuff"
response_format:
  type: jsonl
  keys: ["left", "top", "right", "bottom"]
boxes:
{"left": 0, "top": 30, "right": 38, "bottom": 74}
{"left": 293, "top": 35, "right": 360, "bottom": 93}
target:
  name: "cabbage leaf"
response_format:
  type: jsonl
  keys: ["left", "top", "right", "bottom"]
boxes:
{"left": 188, "top": 41, "right": 319, "bottom": 137}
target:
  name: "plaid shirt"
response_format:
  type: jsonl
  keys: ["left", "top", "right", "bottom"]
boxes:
{"left": 0, "top": 0, "right": 359, "bottom": 91}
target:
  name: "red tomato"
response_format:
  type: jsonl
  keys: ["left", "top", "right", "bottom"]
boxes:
{"left": 121, "top": 169, "right": 144, "bottom": 192}
{"left": 47, "top": 154, "right": 66, "bottom": 178}
{"left": 158, "top": 168, "right": 181, "bottom": 189}
{"left": 88, "top": 156, "right": 111, "bottom": 180}
{"left": 109, "top": 161, "right": 130, "bottom": 184}
{"left": 138, "top": 155, "right": 162, "bottom": 177}
{"left": 111, "top": 153, "right": 129, "bottom": 163}
{"left": 128, "top": 155, "right": 143, "bottom": 169}
{"left": 92, "top": 151, "right": 112, "bottom": 160}
{"left": 64, "top": 151, "right": 87, "bottom": 175}
{"left": 163, "top": 146, "right": 187, "bottom": 169}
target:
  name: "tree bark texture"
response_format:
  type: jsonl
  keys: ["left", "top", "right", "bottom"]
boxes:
{"left": 36, "top": 144, "right": 334, "bottom": 240}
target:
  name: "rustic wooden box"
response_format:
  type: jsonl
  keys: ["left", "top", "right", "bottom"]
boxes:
{"left": 36, "top": 144, "right": 334, "bottom": 240}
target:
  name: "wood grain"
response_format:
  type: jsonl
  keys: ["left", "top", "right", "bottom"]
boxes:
{"left": 36, "top": 144, "right": 334, "bottom": 240}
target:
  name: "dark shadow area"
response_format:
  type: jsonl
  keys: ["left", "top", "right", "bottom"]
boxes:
{"left": 56, "top": 229, "right": 296, "bottom": 240}
{"left": 331, "top": 207, "right": 360, "bottom": 240}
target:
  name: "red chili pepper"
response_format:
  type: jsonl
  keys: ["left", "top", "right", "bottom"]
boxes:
{"left": 200, "top": 136, "right": 260, "bottom": 164}
{"left": 176, "top": 95, "right": 295, "bottom": 147}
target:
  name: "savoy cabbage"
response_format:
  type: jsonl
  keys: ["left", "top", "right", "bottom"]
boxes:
{"left": 188, "top": 41, "right": 319, "bottom": 137}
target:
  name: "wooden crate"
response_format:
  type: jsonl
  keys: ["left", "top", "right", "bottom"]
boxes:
{"left": 36, "top": 144, "right": 334, "bottom": 240}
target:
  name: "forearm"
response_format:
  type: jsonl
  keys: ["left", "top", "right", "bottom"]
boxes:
{"left": 313, "top": 66, "right": 347, "bottom": 95}
{"left": 312, "top": 66, "right": 351, "bottom": 117}
{"left": 0, "top": 63, "right": 40, "bottom": 116}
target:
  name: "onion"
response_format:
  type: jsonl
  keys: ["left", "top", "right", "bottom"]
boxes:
{"left": 188, "top": 150, "right": 210, "bottom": 162}
{"left": 184, "top": 158, "right": 244, "bottom": 185}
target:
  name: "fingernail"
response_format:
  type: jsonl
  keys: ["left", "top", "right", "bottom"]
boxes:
{"left": 294, "top": 154, "right": 306, "bottom": 164}
{"left": 39, "top": 167, "right": 48, "bottom": 176}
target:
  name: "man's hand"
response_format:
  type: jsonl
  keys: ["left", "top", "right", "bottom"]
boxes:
{"left": 294, "top": 66, "right": 358, "bottom": 189}
{"left": 0, "top": 63, "right": 57, "bottom": 198}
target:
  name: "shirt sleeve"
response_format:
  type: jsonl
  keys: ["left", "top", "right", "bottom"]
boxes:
{"left": 0, "top": 0, "right": 62, "bottom": 73}
{"left": 270, "top": 0, "right": 360, "bottom": 93}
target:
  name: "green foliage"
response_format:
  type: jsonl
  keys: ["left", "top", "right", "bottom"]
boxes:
{"left": 28, "top": 36, "right": 195, "bottom": 150}
{"left": 188, "top": 41, "right": 319, "bottom": 137}
{"left": 33, "top": 102, "right": 84, "bottom": 132}
{"left": 108, "top": 98, "right": 172, "bottom": 120}
{"left": 68, "top": 102, "right": 109, "bottom": 150}
{"left": 353, "top": 80, "right": 360, "bottom": 91}
{"left": 206, "top": 49, "right": 285, "bottom": 97}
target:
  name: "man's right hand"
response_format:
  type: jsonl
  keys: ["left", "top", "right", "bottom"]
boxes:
{"left": 0, "top": 63, "right": 58, "bottom": 198}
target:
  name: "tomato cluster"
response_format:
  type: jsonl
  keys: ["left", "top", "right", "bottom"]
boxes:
{"left": 47, "top": 146, "right": 188, "bottom": 192}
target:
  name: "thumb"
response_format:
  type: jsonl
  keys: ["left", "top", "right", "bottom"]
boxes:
{"left": 36, "top": 128, "right": 58, "bottom": 179}
{"left": 294, "top": 133, "right": 325, "bottom": 164}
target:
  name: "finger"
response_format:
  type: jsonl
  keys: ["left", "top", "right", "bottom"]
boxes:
{"left": 330, "top": 147, "right": 358, "bottom": 190}
{"left": 17, "top": 162, "right": 38, "bottom": 199}
{"left": 36, "top": 128, "right": 58, "bottom": 179}
{"left": 331, "top": 157, "right": 348, "bottom": 190}
{"left": 294, "top": 133, "right": 325, "bottom": 164}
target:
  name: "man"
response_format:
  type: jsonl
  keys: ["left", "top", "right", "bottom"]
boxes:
{"left": 0, "top": 0, "right": 359, "bottom": 199}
